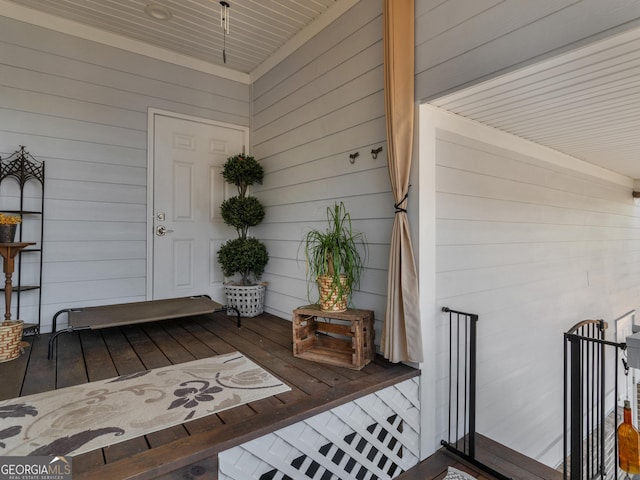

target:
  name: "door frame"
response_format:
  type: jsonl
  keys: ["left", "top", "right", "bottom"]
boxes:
{"left": 145, "top": 108, "right": 250, "bottom": 299}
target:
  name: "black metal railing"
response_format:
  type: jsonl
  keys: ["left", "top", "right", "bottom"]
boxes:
{"left": 440, "top": 307, "right": 510, "bottom": 480}
{"left": 564, "top": 319, "right": 625, "bottom": 480}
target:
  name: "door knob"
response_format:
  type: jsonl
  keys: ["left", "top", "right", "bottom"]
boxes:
{"left": 156, "top": 225, "right": 174, "bottom": 236}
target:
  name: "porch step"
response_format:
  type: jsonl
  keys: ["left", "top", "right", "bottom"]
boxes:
{"left": 396, "top": 434, "right": 563, "bottom": 480}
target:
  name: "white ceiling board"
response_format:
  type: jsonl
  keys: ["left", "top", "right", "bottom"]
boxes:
{"left": 430, "top": 26, "right": 640, "bottom": 181}
{"left": 2, "top": 0, "right": 344, "bottom": 75}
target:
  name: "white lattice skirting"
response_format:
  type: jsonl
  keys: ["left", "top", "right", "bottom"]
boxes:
{"left": 219, "top": 377, "right": 420, "bottom": 480}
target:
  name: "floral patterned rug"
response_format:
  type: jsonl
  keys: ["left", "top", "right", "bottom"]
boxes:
{"left": 0, "top": 352, "right": 290, "bottom": 456}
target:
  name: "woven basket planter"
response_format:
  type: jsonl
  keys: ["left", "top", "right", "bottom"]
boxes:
{"left": 0, "top": 320, "right": 23, "bottom": 363}
{"left": 318, "top": 274, "right": 349, "bottom": 312}
{"left": 224, "top": 284, "right": 266, "bottom": 318}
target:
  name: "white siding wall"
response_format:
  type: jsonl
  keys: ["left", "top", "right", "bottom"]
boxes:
{"left": 250, "top": 0, "right": 640, "bottom": 333}
{"left": 0, "top": 17, "right": 250, "bottom": 332}
{"left": 415, "top": 0, "right": 640, "bottom": 101}
{"left": 422, "top": 108, "right": 640, "bottom": 467}
{"left": 251, "top": 0, "right": 393, "bottom": 336}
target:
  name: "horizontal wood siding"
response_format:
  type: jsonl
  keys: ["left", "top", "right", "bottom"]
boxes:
{"left": 415, "top": 0, "right": 640, "bottom": 101}
{"left": 0, "top": 17, "right": 250, "bottom": 332}
{"left": 250, "top": 0, "right": 392, "bottom": 340}
{"left": 434, "top": 128, "right": 640, "bottom": 467}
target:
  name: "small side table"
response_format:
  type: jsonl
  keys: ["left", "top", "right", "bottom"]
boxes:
{"left": 0, "top": 242, "right": 35, "bottom": 321}
{"left": 292, "top": 305, "right": 375, "bottom": 370}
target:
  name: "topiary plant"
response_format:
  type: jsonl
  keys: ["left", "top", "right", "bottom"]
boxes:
{"left": 216, "top": 154, "right": 268, "bottom": 286}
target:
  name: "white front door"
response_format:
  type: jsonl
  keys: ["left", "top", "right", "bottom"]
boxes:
{"left": 151, "top": 113, "right": 247, "bottom": 302}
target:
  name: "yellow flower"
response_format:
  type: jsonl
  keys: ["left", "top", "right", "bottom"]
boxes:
{"left": 0, "top": 213, "right": 21, "bottom": 225}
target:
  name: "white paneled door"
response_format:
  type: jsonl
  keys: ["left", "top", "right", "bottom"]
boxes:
{"left": 151, "top": 113, "right": 247, "bottom": 302}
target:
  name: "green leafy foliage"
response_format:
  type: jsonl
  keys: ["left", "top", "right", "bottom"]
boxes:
{"left": 222, "top": 154, "right": 264, "bottom": 198}
{"left": 220, "top": 196, "right": 265, "bottom": 239}
{"left": 217, "top": 237, "right": 268, "bottom": 286}
{"left": 302, "top": 202, "right": 366, "bottom": 306}
{"left": 217, "top": 153, "right": 268, "bottom": 286}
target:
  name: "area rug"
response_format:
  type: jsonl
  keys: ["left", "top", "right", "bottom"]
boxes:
{"left": 0, "top": 352, "right": 290, "bottom": 456}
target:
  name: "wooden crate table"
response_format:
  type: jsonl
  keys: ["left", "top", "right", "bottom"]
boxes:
{"left": 292, "top": 305, "right": 375, "bottom": 370}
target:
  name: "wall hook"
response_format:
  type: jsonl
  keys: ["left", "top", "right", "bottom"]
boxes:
{"left": 371, "top": 147, "right": 383, "bottom": 159}
{"left": 349, "top": 152, "right": 360, "bottom": 164}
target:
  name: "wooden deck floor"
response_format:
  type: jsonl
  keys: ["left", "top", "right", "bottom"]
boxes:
{"left": 1, "top": 310, "right": 418, "bottom": 479}
{"left": 1, "top": 310, "right": 562, "bottom": 480}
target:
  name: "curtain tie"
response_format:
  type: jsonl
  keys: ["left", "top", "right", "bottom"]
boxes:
{"left": 394, "top": 185, "right": 410, "bottom": 213}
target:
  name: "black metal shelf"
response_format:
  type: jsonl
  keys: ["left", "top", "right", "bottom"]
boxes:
{"left": 0, "top": 285, "right": 40, "bottom": 292}
{"left": 0, "top": 146, "right": 45, "bottom": 334}
{"left": 1, "top": 210, "right": 42, "bottom": 215}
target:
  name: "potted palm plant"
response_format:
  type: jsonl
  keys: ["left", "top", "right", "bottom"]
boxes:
{"left": 217, "top": 154, "right": 269, "bottom": 317}
{"left": 303, "top": 202, "right": 366, "bottom": 312}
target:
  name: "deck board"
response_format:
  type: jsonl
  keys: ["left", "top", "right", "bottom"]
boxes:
{"left": 474, "top": 435, "right": 563, "bottom": 480}
{"left": 80, "top": 330, "right": 118, "bottom": 381}
{"left": 0, "top": 311, "right": 418, "bottom": 479}
{"left": 122, "top": 325, "right": 171, "bottom": 370}
{"left": 56, "top": 330, "right": 88, "bottom": 388}
{"left": 72, "top": 450, "right": 105, "bottom": 473}
{"left": 0, "top": 337, "right": 29, "bottom": 399}
{"left": 160, "top": 321, "right": 217, "bottom": 359}
{"left": 20, "top": 334, "right": 56, "bottom": 395}
{"left": 101, "top": 328, "right": 146, "bottom": 373}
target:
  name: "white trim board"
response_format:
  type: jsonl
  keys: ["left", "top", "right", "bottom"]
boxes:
{"left": 417, "top": 104, "right": 438, "bottom": 461}
{"left": 421, "top": 105, "right": 633, "bottom": 188}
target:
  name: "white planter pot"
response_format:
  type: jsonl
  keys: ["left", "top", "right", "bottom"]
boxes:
{"left": 224, "top": 284, "right": 266, "bottom": 318}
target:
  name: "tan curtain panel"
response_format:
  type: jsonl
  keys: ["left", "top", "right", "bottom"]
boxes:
{"left": 381, "top": 0, "right": 423, "bottom": 363}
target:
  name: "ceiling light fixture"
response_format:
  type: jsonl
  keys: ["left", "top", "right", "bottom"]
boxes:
{"left": 144, "top": 3, "right": 172, "bottom": 21}
{"left": 220, "top": 1, "right": 230, "bottom": 63}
